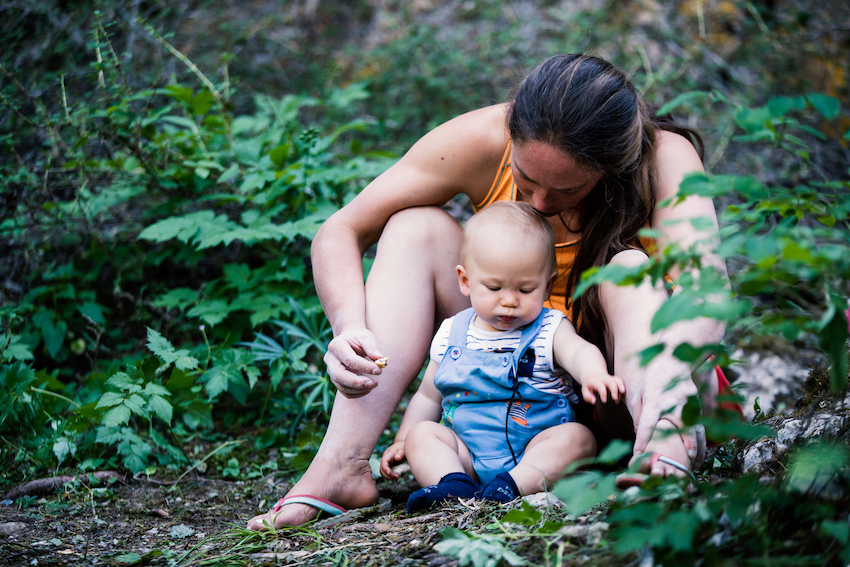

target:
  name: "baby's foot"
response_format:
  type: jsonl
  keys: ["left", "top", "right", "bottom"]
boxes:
{"left": 481, "top": 472, "right": 520, "bottom": 504}
{"left": 406, "top": 472, "right": 478, "bottom": 513}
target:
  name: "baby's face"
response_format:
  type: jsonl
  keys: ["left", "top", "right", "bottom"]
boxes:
{"left": 459, "top": 232, "right": 554, "bottom": 333}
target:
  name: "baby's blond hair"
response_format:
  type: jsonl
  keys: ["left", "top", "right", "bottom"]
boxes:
{"left": 461, "top": 201, "right": 556, "bottom": 275}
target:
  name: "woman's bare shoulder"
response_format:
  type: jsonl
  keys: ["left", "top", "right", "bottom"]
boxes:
{"left": 654, "top": 129, "right": 705, "bottom": 201}
{"left": 400, "top": 103, "right": 511, "bottom": 200}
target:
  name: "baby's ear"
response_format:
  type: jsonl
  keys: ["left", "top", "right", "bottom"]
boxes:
{"left": 457, "top": 265, "right": 471, "bottom": 297}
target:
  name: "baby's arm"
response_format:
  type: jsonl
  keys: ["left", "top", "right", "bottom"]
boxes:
{"left": 552, "top": 319, "right": 625, "bottom": 405}
{"left": 380, "top": 360, "right": 443, "bottom": 479}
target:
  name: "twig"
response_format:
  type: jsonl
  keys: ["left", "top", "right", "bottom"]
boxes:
{"left": 3, "top": 471, "right": 125, "bottom": 500}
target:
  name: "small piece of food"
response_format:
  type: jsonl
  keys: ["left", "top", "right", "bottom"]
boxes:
{"left": 375, "top": 357, "right": 389, "bottom": 368}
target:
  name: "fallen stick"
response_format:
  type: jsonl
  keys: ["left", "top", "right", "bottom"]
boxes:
{"left": 3, "top": 471, "right": 125, "bottom": 500}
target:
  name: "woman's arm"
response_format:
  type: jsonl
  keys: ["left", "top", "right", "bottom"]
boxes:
{"left": 312, "top": 105, "right": 508, "bottom": 397}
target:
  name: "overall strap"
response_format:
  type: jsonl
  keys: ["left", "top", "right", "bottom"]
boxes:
{"left": 511, "top": 308, "right": 550, "bottom": 374}
{"left": 446, "top": 307, "right": 476, "bottom": 348}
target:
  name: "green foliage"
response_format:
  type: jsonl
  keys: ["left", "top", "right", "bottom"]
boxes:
{"left": 435, "top": 527, "right": 526, "bottom": 567}
{"left": 575, "top": 91, "right": 850, "bottom": 390}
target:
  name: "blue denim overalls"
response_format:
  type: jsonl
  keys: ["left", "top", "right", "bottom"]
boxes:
{"left": 433, "top": 307, "right": 575, "bottom": 485}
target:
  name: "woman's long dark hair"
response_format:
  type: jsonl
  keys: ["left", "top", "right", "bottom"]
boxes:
{"left": 508, "top": 54, "right": 703, "bottom": 353}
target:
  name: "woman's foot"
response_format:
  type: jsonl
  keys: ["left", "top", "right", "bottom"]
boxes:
{"left": 630, "top": 417, "right": 698, "bottom": 479}
{"left": 246, "top": 454, "right": 380, "bottom": 530}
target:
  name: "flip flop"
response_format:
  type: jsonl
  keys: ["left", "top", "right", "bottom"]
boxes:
{"left": 615, "top": 453, "right": 697, "bottom": 489}
{"left": 271, "top": 494, "right": 347, "bottom": 517}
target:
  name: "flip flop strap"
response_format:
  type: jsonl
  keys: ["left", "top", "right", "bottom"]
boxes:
{"left": 273, "top": 495, "right": 347, "bottom": 516}
{"left": 656, "top": 455, "right": 697, "bottom": 483}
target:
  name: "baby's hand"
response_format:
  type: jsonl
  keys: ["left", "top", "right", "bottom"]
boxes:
{"left": 581, "top": 373, "right": 625, "bottom": 405}
{"left": 380, "top": 441, "right": 406, "bottom": 480}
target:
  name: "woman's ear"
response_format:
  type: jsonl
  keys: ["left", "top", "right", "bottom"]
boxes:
{"left": 457, "top": 265, "right": 471, "bottom": 297}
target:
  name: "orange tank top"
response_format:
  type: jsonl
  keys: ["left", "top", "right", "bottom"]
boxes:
{"left": 473, "top": 142, "right": 657, "bottom": 321}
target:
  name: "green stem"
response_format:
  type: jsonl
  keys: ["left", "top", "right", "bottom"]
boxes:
{"left": 30, "top": 387, "right": 81, "bottom": 409}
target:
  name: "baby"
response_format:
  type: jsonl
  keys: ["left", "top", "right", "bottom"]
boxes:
{"left": 380, "top": 201, "right": 625, "bottom": 511}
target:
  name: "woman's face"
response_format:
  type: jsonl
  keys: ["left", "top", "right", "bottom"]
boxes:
{"left": 510, "top": 140, "right": 602, "bottom": 217}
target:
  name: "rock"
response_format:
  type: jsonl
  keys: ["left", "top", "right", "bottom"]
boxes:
{"left": 557, "top": 524, "right": 587, "bottom": 540}
{"left": 522, "top": 492, "right": 563, "bottom": 508}
{"left": 586, "top": 522, "right": 610, "bottom": 547}
{"left": 730, "top": 351, "right": 810, "bottom": 420}
{"left": 741, "top": 440, "right": 776, "bottom": 474}
{"left": 0, "top": 522, "right": 27, "bottom": 535}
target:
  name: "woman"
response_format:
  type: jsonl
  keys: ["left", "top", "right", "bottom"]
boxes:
{"left": 247, "top": 54, "right": 725, "bottom": 530}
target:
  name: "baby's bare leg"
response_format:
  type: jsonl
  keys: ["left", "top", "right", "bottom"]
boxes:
{"left": 509, "top": 423, "right": 597, "bottom": 495}
{"left": 405, "top": 421, "right": 476, "bottom": 487}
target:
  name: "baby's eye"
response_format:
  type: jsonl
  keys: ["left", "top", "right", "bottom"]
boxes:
{"left": 486, "top": 286, "right": 501, "bottom": 291}
{"left": 520, "top": 289, "right": 535, "bottom": 294}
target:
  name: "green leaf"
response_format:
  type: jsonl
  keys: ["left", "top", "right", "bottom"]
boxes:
{"left": 77, "top": 302, "right": 108, "bottom": 325}
{"left": 501, "top": 501, "right": 542, "bottom": 526}
{"left": 187, "top": 300, "right": 231, "bottom": 326}
{"left": 269, "top": 143, "right": 291, "bottom": 167}
{"left": 1, "top": 335, "right": 34, "bottom": 361}
{"left": 53, "top": 437, "right": 77, "bottom": 465}
{"left": 821, "top": 520, "right": 850, "bottom": 544}
{"left": 161, "top": 85, "right": 193, "bottom": 103}
{"left": 114, "top": 552, "right": 142, "bottom": 565}
{"left": 656, "top": 91, "right": 711, "bottom": 116}
{"left": 105, "top": 372, "right": 136, "bottom": 391}
{"left": 147, "top": 394, "right": 173, "bottom": 424}
{"left": 650, "top": 294, "right": 701, "bottom": 333}
{"left": 143, "top": 383, "right": 171, "bottom": 397}
{"left": 95, "top": 391, "right": 125, "bottom": 409}
{"left": 146, "top": 327, "right": 175, "bottom": 360}
{"left": 553, "top": 471, "right": 618, "bottom": 516}
{"left": 33, "top": 309, "right": 66, "bottom": 358}
{"left": 806, "top": 94, "right": 840, "bottom": 120}
{"left": 152, "top": 288, "right": 198, "bottom": 311}
{"left": 767, "top": 96, "right": 806, "bottom": 118}
{"left": 681, "top": 395, "right": 701, "bottom": 426}
{"left": 139, "top": 216, "right": 199, "bottom": 243}
{"left": 102, "top": 405, "right": 132, "bottom": 427}
{"left": 595, "top": 439, "right": 632, "bottom": 464}
{"left": 637, "top": 344, "right": 665, "bottom": 367}
{"left": 190, "top": 90, "right": 215, "bottom": 115}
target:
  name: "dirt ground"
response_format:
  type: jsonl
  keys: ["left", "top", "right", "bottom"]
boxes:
{"left": 0, "top": 472, "right": 477, "bottom": 566}
{"left": 0, "top": 468, "right": 629, "bottom": 567}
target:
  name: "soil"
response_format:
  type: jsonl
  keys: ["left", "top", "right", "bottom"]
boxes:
{"left": 0, "top": 472, "right": 497, "bottom": 567}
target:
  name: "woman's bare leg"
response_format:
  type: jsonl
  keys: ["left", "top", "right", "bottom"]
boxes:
{"left": 597, "top": 250, "right": 721, "bottom": 476}
{"left": 247, "top": 208, "right": 470, "bottom": 529}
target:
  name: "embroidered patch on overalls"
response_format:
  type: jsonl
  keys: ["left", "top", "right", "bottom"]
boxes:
{"left": 507, "top": 401, "right": 531, "bottom": 426}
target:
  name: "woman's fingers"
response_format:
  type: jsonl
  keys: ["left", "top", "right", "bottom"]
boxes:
{"left": 324, "top": 330, "right": 388, "bottom": 398}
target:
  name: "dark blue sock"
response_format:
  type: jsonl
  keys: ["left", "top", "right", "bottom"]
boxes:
{"left": 407, "top": 472, "right": 479, "bottom": 513}
{"left": 481, "top": 472, "right": 520, "bottom": 503}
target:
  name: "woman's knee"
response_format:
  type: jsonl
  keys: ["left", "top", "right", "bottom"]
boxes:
{"left": 378, "top": 207, "right": 462, "bottom": 252}
{"left": 608, "top": 248, "right": 650, "bottom": 268}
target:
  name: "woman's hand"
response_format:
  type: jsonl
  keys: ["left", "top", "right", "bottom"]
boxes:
{"left": 324, "top": 328, "right": 387, "bottom": 398}
{"left": 631, "top": 376, "right": 706, "bottom": 469}
{"left": 380, "top": 441, "right": 407, "bottom": 480}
